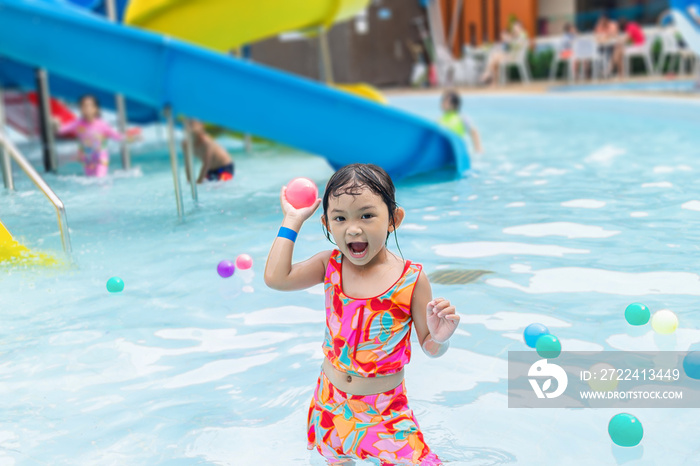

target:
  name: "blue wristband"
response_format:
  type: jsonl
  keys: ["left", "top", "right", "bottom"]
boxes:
{"left": 277, "top": 226, "right": 298, "bottom": 242}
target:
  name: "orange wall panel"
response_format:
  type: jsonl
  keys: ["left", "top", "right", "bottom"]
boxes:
{"left": 500, "top": 0, "right": 537, "bottom": 39}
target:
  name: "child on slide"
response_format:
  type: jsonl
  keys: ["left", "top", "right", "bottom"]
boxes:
{"left": 265, "top": 163, "right": 460, "bottom": 465}
{"left": 439, "top": 90, "right": 483, "bottom": 154}
{"left": 57, "top": 94, "right": 137, "bottom": 177}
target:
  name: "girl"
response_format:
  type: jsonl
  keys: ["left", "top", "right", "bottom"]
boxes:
{"left": 57, "top": 95, "right": 133, "bottom": 177}
{"left": 264, "top": 164, "right": 459, "bottom": 465}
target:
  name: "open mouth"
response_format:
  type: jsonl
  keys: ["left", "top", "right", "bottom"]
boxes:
{"left": 347, "top": 242, "right": 369, "bottom": 259}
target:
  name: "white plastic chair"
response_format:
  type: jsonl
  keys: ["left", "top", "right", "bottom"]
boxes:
{"left": 622, "top": 36, "right": 655, "bottom": 77}
{"left": 549, "top": 36, "right": 603, "bottom": 82}
{"left": 657, "top": 28, "right": 697, "bottom": 75}
{"left": 499, "top": 40, "right": 531, "bottom": 84}
{"left": 571, "top": 36, "right": 604, "bottom": 81}
{"left": 434, "top": 43, "right": 472, "bottom": 86}
{"left": 549, "top": 41, "right": 572, "bottom": 81}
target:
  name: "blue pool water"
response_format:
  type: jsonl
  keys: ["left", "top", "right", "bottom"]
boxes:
{"left": 550, "top": 78, "right": 699, "bottom": 93}
{"left": 2, "top": 94, "right": 700, "bottom": 465}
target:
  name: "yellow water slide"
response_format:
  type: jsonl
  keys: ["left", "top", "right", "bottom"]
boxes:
{"left": 0, "top": 220, "right": 57, "bottom": 266}
{"left": 125, "top": 0, "right": 385, "bottom": 103}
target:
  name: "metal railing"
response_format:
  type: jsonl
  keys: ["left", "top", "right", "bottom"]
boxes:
{"left": 0, "top": 132, "right": 72, "bottom": 256}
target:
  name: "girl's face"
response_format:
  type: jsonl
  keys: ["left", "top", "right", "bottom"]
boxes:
{"left": 80, "top": 98, "right": 99, "bottom": 121}
{"left": 324, "top": 187, "right": 404, "bottom": 267}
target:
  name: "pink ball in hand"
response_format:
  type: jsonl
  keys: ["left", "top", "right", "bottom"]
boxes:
{"left": 236, "top": 254, "right": 253, "bottom": 270}
{"left": 286, "top": 178, "right": 318, "bottom": 209}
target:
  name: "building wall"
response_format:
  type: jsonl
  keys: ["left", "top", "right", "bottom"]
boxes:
{"left": 448, "top": 0, "right": 538, "bottom": 50}
{"left": 538, "top": 0, "right": 575, "bottom": 35}
{"left": 249, "top": 0, "right": 426, "bottom": 87}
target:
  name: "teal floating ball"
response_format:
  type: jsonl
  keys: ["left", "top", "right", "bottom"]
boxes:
{"left": 524, "top": 323, "right": 550, "bottom": 348}
{"left": 106, "top": 277, "right": 124, "bottom": 293}
{"left": 683, "top": 352, "right": 700, "bottom": 380}
{"left": 625, "top": 303, "right": 650, "bottom": 326}
{"left": 535, "top": 334, "right": 561, "bottom": 358}
{"left": 608, "top": 413, "right": 643, "bottom": 447}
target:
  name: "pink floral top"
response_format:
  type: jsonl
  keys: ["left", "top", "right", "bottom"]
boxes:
{"left": 59, "top": 118, "right": 122, "bottom": 154}
{"left": 322, "top": 249, "right": 422, "bottom": 377}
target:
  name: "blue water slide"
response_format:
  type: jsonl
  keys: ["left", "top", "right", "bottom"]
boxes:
{"left": 65, "top": 0, "right": 128, "bottom": 20}
{"left": 0, "top": 0, "right": 469, "bottom": 180}
{"left": 671, "top": 0, "right": 700, "bottom": 54}
{"left": 0, "top": 56, "right": 159, "bottom": 124}
{"left": 0, "top": 0, "right": 156, "bottom": 123}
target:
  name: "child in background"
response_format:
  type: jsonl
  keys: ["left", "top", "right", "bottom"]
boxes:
{"left": 183, "top": 120, "right": 235, "bottom": 183}
{"left": 57, "top": 95, "right": 134, "bottom": 177}
{"left": 265, "top": 163, "right": 460, "bottom": 465}
{"left": 560, "top": 22, "right": 577, "bottom": 60}
{"left": 439, "top": 90, "right": 483, "bottom": 154}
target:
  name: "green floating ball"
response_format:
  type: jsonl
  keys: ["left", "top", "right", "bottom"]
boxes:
{"left": 624, "top": 303, "right": 650, "bottom": 326}
{"left": 106, "top": 277, "right": 124, "bottom": 293}
{"left": 608, "top": 413, "right": 643, "bottom": 447}
{"left": 535, "top": 334, "right": 561, "bottom": 359}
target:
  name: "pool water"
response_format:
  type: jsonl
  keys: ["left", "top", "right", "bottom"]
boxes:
{"left": 2, "top": 94, "right": 700, "bottom": 465}
{"left": 550, "top": 78, "right": 699, "bottom": 93}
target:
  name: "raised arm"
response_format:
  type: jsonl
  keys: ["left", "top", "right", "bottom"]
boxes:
{"left": 98, "top": 120, "right": 123, "bottom": 141}
{"left": 264, "top": 186, "right": 327, "bottom": 291}
{"left": 411, "top": 271, "right": 460, "bottom": 358}
{"left": 56, "top": 119, "right": 80, "bottom": 136}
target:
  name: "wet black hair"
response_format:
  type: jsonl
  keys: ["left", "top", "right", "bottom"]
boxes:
{"left": 321, "top": 163, "right": 403, "bottom": 254}
{"left": 442, "top": 90, "right": 461, "bottom": 111}
{"left": 78, "top": 94, "right": 101, "bottom": 116}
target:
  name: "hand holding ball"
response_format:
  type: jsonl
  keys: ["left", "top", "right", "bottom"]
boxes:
{"left": 285, "top": 178, "right": 318, "bottom": 209}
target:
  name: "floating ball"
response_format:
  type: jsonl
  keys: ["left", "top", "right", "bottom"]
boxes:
{"left": 106, "top": 277, "right": 124, "bottom": 293}
{"left": 535, "top": 334, "right": 561, "bottom": 359}
{"left": 651, "top": 309, "right": 678, "bottom": 335}
{"left": 683, "top": 351, "right": 700, "bottom": 380}
{"left": 608, "top": 413, "right": 643, "bottom": 447}
{"left": 286, "top": 178, "right": 318, "bottom": 209}
{"left": 588, "top": 362, "right": 619, "bottom": 392}
{"left": 217, "top": 260, "right": 235, "bottom": 278}
{"left": 624, "top": 303, "right": 650, "bottom": 326}
{"left": 524, "top": 323, "right": 550, "bottom": 348}
{"left": 235, "top": 254, "right": 253, "bottom": 270}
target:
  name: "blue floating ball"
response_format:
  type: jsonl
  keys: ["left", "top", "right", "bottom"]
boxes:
{"left": 683, "top": 352, "right": 700, "bottom": 380}
{"left": 106, "top": 277, "right": 124, "bottom": 293}
{"left": 608, "top": 413, "right": 643, "bottom": 447}
{"left": 524, "top": 323, "right": 550, "bottom": 348}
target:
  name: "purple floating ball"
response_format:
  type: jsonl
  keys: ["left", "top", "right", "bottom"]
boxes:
{"left": 217, "top": 260, "right": 235, "bottom": 278}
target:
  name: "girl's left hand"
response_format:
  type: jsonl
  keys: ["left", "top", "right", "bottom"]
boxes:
{"left": 427, "top": 298, "right": 460, "bottom": 343}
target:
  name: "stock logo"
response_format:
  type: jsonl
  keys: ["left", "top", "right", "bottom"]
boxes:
{"left": 528, "top": 359, "right": 568, "bottom": 399}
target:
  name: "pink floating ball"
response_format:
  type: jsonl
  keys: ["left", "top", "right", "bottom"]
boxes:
{"left": 217, "top": 260, "right": 235, "bottom": 278}
{"left": 236, "top": 254, "right": 253, "bottom": 270}
{"left": 286, "top": 178, "right": 318, "bottom": 209}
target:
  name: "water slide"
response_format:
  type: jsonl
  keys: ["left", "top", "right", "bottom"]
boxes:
{"left": 0, "top": 0, "right": 468, "bottom": 180}
{"left": 671, "top": 0, "right": 700, "bottom": 54}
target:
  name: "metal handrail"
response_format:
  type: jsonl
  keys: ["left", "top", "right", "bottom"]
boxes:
{"left": 0, "top": 132, "right": 72, "bottom": 256}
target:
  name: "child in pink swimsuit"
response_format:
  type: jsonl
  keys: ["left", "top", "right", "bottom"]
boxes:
{"left": 265, "top": 163, "right": 460, "bottom": 465}
{"left": 58, "top": 95, "right": 124, "bottom": 177}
